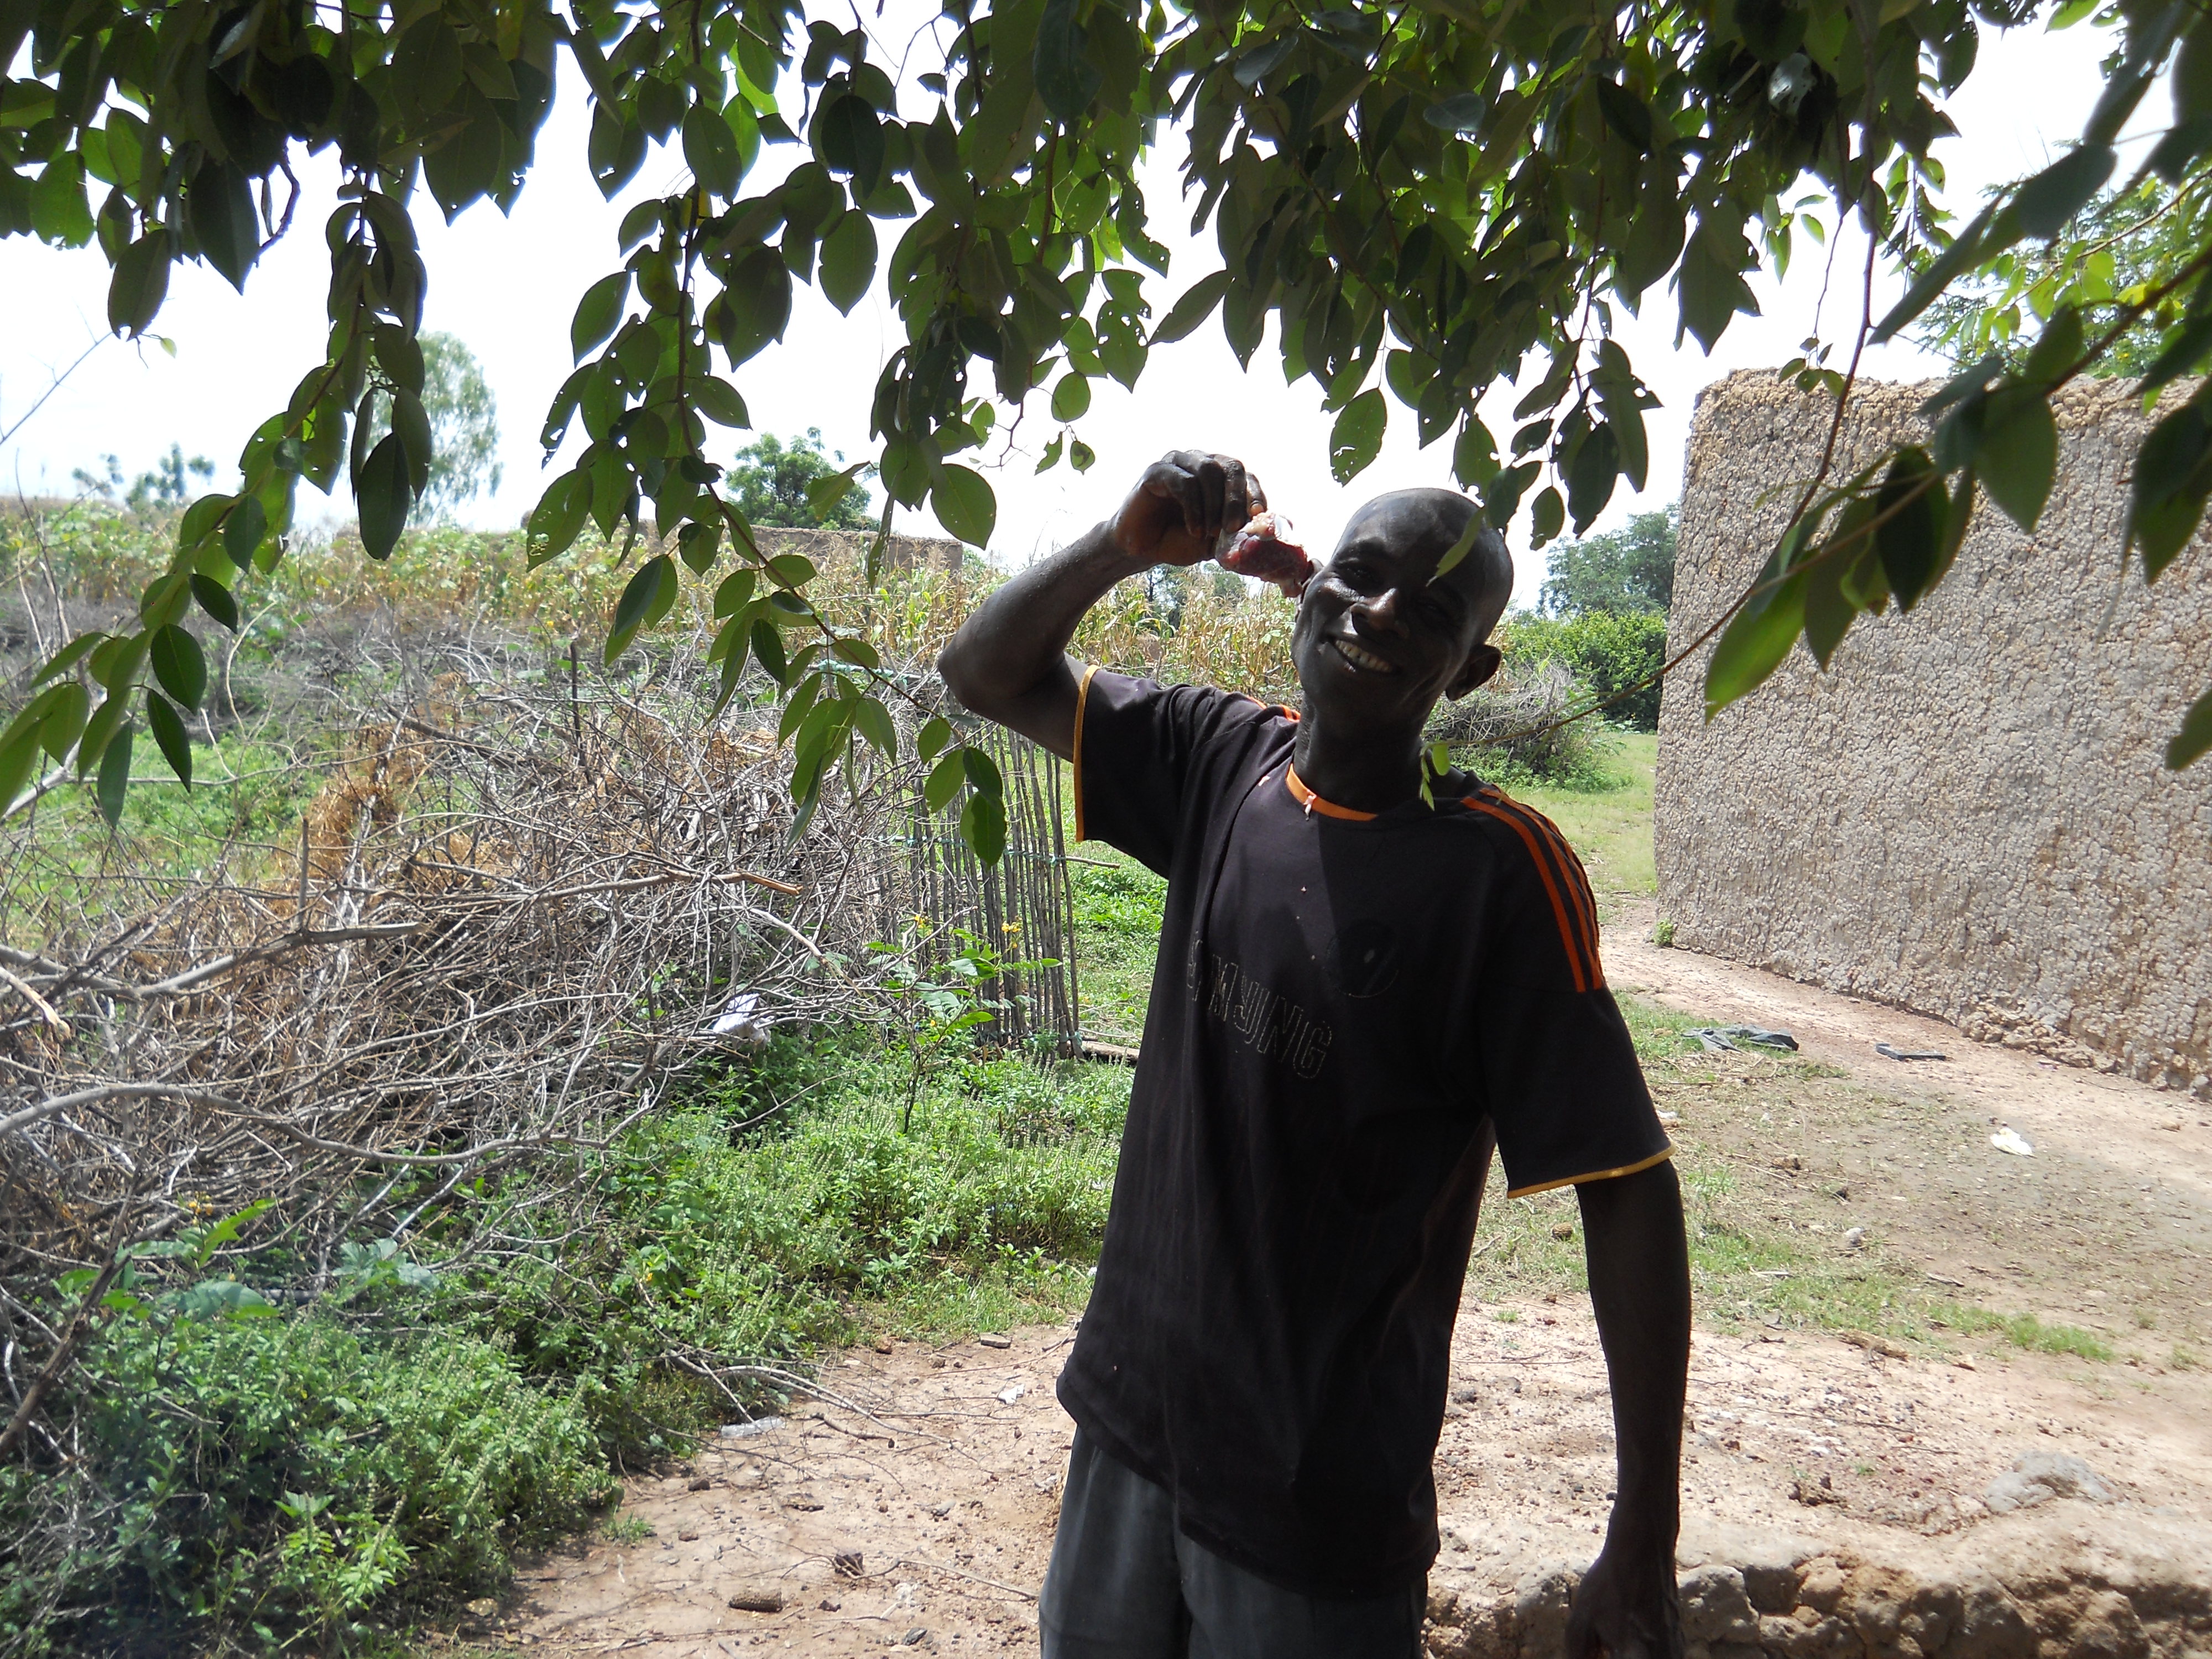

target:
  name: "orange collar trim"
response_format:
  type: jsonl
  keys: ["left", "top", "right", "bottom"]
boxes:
{"left": 1284, "top": 764, "right": 1379, "bottom": 821}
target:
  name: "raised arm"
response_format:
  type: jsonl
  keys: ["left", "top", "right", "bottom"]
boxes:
{"left": 935, "top": 451, "right": 1262, "bottom": 758}
{"left": 1567, "top": 1159, "right": 1692, "bottom": 1659}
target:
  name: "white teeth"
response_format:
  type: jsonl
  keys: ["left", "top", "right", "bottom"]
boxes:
{"left": 1332, "top": 639, "right": 1396, "bottom": 673}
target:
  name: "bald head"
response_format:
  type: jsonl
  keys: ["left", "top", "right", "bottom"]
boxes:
{"left": 1335, "top": 489, "right": 1514, "bottom": 641}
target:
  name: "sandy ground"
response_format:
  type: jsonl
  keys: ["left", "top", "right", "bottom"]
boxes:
{"left": 482, "top": 930, "right": 2212, "bottom": 1656}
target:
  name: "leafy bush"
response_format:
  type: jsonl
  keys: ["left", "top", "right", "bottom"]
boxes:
{"left": 1500, "top": 610, "right": 1669, "bottom": 732}
{"left": 1, "top": 1314, "right": 608, "bottom": 1655}
{"left": 1427, "top": 660, "right": 1616, "bottom": 792}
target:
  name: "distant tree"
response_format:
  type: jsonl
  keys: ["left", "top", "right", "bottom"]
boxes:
{"left": 727, "top": 430, "right": 877, "bottom": 530}
{"left": 1538, "top": 506, "right": 1678, "bottom": 619}
{"left": 363, "top": 332, "right": 502, "bottom": 520}
{"left": 71, "top": 444, "right": 215, "bottom": 512}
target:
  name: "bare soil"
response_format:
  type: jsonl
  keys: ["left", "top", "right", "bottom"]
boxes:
{"left": 480, "top": 926, "right": 2212, "bottom": 1657}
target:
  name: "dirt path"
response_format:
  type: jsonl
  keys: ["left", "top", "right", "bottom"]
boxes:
{"left": 493, "top": 935, "right": 2212, "bottom": 1657}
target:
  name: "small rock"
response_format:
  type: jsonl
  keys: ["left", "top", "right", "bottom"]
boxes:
{"left": 901, "top": 1626, "right": 930, "bottom": 1646}
{"left": 874, "top": 1337, "right": 894, "bottom": 1354}
{"left": 464, "top": 1598, "right": 499, "bottom": 1619}
{"left": 1451, "top": 1384, "right": 1481, "bottom": 1404}
{"left": 678, "top": 1530, "right": 701, "bottom": 1542}
{"left": 728, "top": 1591, "right": 784, "bottom": 1613}
{"left": 819, "top": 1597, "right": 843, "bottom": 1611}
{"left": 1842, "top": 1227, "right": 1866, "bottom": 1250}
{"left": 687, "top": 1475, "right": 713, "bottom": 1491}
{"left": 1677, "top": 1564, "right": 1760, "bottom": 1646}
{"left": 1550, "top": 1222, "right": 1574, "bottom": 1240}
{"left": 2012, "top": 1451, "right": 2114, "bottom": 1503}
{"left": 833, "top": 1549, "right": 865, "bottom": 1577}
{"left": 928, "top": 1501, "right": 952, "bottom": 1519}
{"left": 1796, "top": 1558, "right": 1848, "bottom": 1614}
{"left": 978, "top": 1332, "right": 1012, "bottom": 1349}
{"left": 1791, "top": 1472, "right": 1843, "bottom": 1506}
{"left": 786, "top": 1494, "right": 825, "bottom": 1512}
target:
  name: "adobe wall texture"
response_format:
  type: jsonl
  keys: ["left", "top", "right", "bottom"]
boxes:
{"left": 1656, "top": 371, "right": 2212, "bottom": 1097}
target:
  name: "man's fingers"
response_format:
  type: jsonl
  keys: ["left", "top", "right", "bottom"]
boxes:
{"left": 1193, "top": 456, "right": 1228, "bottom": 546}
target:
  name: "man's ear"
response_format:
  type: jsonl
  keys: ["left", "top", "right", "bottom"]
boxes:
{"left": 1444, "top": 642, "right": 1502, "bottom": 700}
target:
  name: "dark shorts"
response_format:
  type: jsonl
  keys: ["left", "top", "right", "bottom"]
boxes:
{"left": 1038, "top": 1430, "right": 1427, "bottom": 1659}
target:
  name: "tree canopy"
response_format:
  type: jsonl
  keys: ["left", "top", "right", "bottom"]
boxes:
{"left": 1540, "top": 505, "right": 1678, "bottom": 617}
{"left": 728, "top": 428, "right": 879, "bottom": 529}
{"left": 6, "top": 0, "right": 2212, "bottom": 857}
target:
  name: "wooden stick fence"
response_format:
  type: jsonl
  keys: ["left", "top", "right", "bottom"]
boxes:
{"left": 904, "top": 724, "right": 1081, "bottom": 1053}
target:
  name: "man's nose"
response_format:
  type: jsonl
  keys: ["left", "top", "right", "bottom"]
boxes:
{"left": 1355, "top": 587, "right": 1409, "bottom": 634}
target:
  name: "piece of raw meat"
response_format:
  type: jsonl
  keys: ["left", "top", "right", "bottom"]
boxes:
{"left": 1215, "top": 512, "right": 1314, "bottom": 594}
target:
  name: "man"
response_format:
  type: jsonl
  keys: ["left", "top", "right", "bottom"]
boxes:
{"left": 937, "top": 452, "right": 1690, "bottom": 1659}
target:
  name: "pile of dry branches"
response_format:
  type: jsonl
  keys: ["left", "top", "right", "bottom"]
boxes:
{"left": 0, "top": 633, "right": 926, "bottom": 1458}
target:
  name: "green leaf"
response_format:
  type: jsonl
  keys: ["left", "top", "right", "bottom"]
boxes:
{"left": 713, "top": 247, "right": 794, "bottom": 366}
{"left": 932, "top": 466, "right": 997, "bottom": 546}
{"left": 1528, "top": 486, "right": 1565, "bottom": 546}
{"left": 2022, "top": 306, "right": 2086, "bottom": 387}
{"left": 188, "top": 159, "right": 258, "bottom": 291}
{"left": 1593, "top": 79, "right": 1653, "bottom": 152}
{"left": 1051, "top": 374, "right": 1092, "bottom": 421}
{"left": 1150, "top": 271, "right": 1232, "bottom": 345}
{"left": 960, "top": 744, "right": 1004, "bottom": 797}
{"left": 76, "top": 688, "right": 130, "bottom": 779}
{"left": 1422, "top": 92, "right": 1488, "bottom": 133}
{"left": 693, "top": 376, "right": 751, "bottom": 428}
{"left": 149, "top": 624, "right": 207, "bottom": 709}
{"left": 221, "top": 495, "right": 267, "bottom": 570}
{"left": 95, "top": 718, "right": 132, "bottom": 826}
{"left": 0, "top": 729, "right": 41, "bottom": 815}
{"left": 1034, "top": 0, "right": 1104, "bottom": 123}
{"left": 34, "top": 634, "right": 103, "bottom": 686}
{"left": 571, "top": 272, "right": 631, "bottom": 362}
{"left": 916, "top": 716, "right": 952, "bottom": 761}
{"left": 2167, "top": 685, "right": 2212, "bottom": 769}
{"left": 1432, "top": 516, "right": 1484, "bottom": 580}
{"left": 107, "top": 235, "right": 171, "bottom": 337}
{"left": 1704, "top": 564, "right": 1809, "bottom": 718}
{"left": 853, "top": 695, "right": 898, "bottom": 758}
{"left": 924, "top": 750, "right": 967, "bottom": 812}
{"left": 605, "top": 556, "right": 679, "bottom": 664}
{"left": 2013, "top": 144, "right": 2115, "bottom": 238}
{"left": 1874, "top": 448, "right": 1945, "bottom": 612}
{"left": 750, "top": 617, "right": 788, "bottom": 684}
{"left": 39, "top": 681, "right": 88, "bottom": 761}
{"left": 1801, "top": 539, "right": 1855, "bottom": 670}
{"left": 31, "top": 152, "right": 93, "bottom": 247}
{"left": 1566, "top": 422, "right": 1620, "bottom": 533}
{"left": 683, "top": 102, "right": 743, "bottom": 197}
{"left": 357, "top": 434, "right": 413, "bottom": 562}
{"left": 145, "top": 688, "right": 192, "bottom": 786}
{"left": 714, "top": 570, "right": 758, "bottom": 618}
{"left": 1328, "top": 389, "right": 1387, "bottom": 483}
{"left": 1976, "top": 389, "right": 2058, "bottom": 531}
{"left": 2128, "top": 400, "right": 2212, "bottom": 581}
{"left": 527, "top": 469, "right": 593, "bottom": 567}
{"left": 819, "top": 210, "right": 878, "bottom": 314}
{"left": 961, "top": 790, "right": 1008, "bottom": 865}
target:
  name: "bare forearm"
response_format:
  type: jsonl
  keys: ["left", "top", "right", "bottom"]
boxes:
{"left": 1578, "top": 1161, "right": 1691, "bottom": 1551}
{"left": 935, "top": 521, "right": 1147, "bottom": 757}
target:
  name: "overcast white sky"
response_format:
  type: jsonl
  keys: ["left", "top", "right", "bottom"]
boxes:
{"left": 0, "top": 13, "right": 2153, "bottom": 611}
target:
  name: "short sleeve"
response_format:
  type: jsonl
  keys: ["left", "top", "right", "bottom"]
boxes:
{"left": 1463, "top": 795, "right": 1672, "bottom": 1197}
{"left": 1074, "top": 669, "right": 1250, "bottom": 876}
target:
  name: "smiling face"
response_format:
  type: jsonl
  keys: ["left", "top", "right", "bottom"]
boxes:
{"left": 1290, "top": 489, "right": 1513, "bottom": 738}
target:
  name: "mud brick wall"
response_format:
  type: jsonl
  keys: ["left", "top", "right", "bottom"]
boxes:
{"left": 1656, "top": 371, "right": 2212, "bottom": 1098}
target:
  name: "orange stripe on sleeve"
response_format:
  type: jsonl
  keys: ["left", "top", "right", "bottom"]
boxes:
{"left": 1484, "top": 794, "right": 1605, "bottom": 985}
{"left": 1460, "top": 795, "right": 1599, "bottom": 992}
{"left": 1073, "top": 664, "right": 1100, "bottom": 843}
{"left": 1505, "top": 1146, "right": 1673, "bottom": 1198}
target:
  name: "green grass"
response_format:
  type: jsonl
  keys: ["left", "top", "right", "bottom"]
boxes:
{"left": 1934, "top": 1307, "right": 2116, "bottom": 1361}
{"left": 1509, "top": 729, "right": 1657, "bottom": 904}
{"left": 1069, "top": 849, "right": 1167, "bottom": 1045}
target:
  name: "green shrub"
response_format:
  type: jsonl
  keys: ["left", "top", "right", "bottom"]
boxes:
{"left": 1, "top": 1313, "right": 608, "bottom": 1655}
{"left": 1500, "top": 611, "right": 1669, "bottom": 732}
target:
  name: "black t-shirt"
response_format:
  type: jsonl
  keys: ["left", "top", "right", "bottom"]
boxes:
{"left": 1056, "top": 669, "right": 1670, "bottom": 1597}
